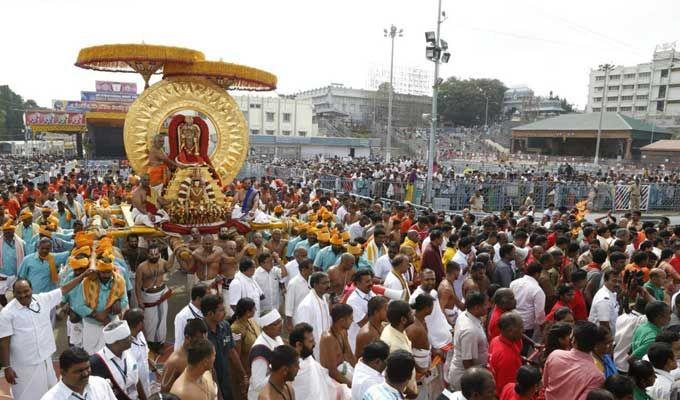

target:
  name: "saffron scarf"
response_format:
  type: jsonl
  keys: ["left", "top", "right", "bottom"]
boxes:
{"left": 38, "top": 253, "right": 59, "bottom": 283}
{"left": 82, "top": 272, "right": 126, "bottom": 310}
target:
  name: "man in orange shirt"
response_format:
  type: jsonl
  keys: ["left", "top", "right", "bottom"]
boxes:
{"left": 623, "top": 251, "right": 651, "bottom": 282}
{"left": 21, "top": 181, "right": 41, "bottom": 205}
{"left": 1, "top": 192, "right": 20, "bottom": 218}
{"left": 400, "top": 208, "right": 415, "bottom": 235}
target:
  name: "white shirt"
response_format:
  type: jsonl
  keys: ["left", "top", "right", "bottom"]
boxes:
{"left": 294, "top": 290, "right": 332, "bottom": 361}
{"left": 285, "top": 274, "right": 311, "bottom": 318}
{"left": 95, "top": 346, "right": 139, "bottom": 400}
{"left": 613, "top": 310, "right": 647, "bottom": 372}
{"left": 411, "top": 287, "right": 453, "bottom": 349}
{"left": 346, "top": 288, "right": 375, "bottom": 354}
{"left": 40, "top": 376, "right": 116, "bottom": 400}
{"left": 283, "top": 259, "right": 300, "bottom": 286}
{"left": 383, "top": 271, "right": 410, "bottom": 301}
{"left": 247, "top": 333, "right": 285, "bottom": 400}
{"left": 173, "top": 302, "right": 203, "bottom": 351}
{"left": 253, "top": 266, "right": 283, "bottom": 313}
{"left": 589, "top": 285, "right": 619, "bottom": 336}
{"left": 452, "top": 250, "right": 470, "bottom": 300}
{"left": 0, "top": 288, "right": 61, "bottom": 367}
{"left": 648, "top": 368, "right": 674, "bottom": 400}
{"left": 449, "top": 311, "right": 488, "bottom": 388}
{"left": 373, "top": 254, "right": 392, "bottom": 281}
{"left": 348, "top": 221, "right": 366, "bottom": 241}
{"left": 336, "top": 206, "right": 349, "bottom": 225}
{"left": 351, "top": 360, "right": 384, "bottom": 400}
{"left": 229, "top": 271, "right": 264, "bottom": 315}
{"left": 509, "top": 275, "right": 545, "bottom": 331}
{"left": 130, "top": 332, "right": 150, "bottom": 397}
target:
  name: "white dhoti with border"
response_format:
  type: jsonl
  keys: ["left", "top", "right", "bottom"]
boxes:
{"left": 131, "top": 207, "right": 169, "bottom": 228}
{"left": 141, "top": 286, "right": 170, "bottom": 344}
{"left": 11, "top": 359, "right": 57, "bottom": 400}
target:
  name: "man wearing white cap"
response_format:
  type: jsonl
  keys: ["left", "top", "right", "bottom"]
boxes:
{"left": 247, "top": 309, "right": 284, "bottom": 400}
{"left": 89, "top": 320, "right": 143, "bottom": 400}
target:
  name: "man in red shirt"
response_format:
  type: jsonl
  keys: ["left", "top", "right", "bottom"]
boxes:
{"left": 0, "top": 192, "right": 20, "bottom": 218}
{"left": 670, "top": 246, "right": 680, "bottom": 275}
{"left": 546, "top": 284, "right": 574, "bottom": 321}
{"left": 409, "top": 215, "right": 430, "bottom": 242}
{"left": 488, "top": 312, "right": 523, "bottom": 397}
{"left": 421, "top": 230, "right": 444, "bottom": 283}
{"left": 568, "top": 269, "right": 588, "bottom": 320}
{"left": 487, "top": 288, "right": 517, "bottom": 341}
{"left": 20, "top": 181, "right": 41, "bottom": 205}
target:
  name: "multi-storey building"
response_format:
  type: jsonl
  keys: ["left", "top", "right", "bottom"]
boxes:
{"left": 232, "top": 95, "right": 318, "bottom": 137}
{"left": 586, "top": 43, "right": 680, "bottom": 128}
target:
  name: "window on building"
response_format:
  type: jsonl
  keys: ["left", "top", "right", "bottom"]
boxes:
{"left": 621, "top": 95, "right": 634, "bottom": 101}
{"left": 266, "top": 130, "right": 275, "bottom": 135}
{"left": 298, "top": 131, "right": 307, "bottom": 136}
{"left": 622, "top": 84, "right": 635, "bottom": 90}
{"left": 637, "top": 84, "right": 649, "bottom": 90}
{"left": 249, "top": 103, "right": 261, "bottom": 109}
{"left": 624, "top": 73, "right": 636, "bottom": 79}
{"left": 265, "top": 112, "right": 275, "bottom": 122}
{"left": 283, "top": 113, "right": 291, "bottom": 122}
{"left": 606, "top": 107, "right": 617, "bottom": 112}
{"left": 282, "top": 130, "right": 291, "bottom": 136}
{"left": 609, "top": 74, "right": 620, "bottom": 80}
{"left": 595, "top": 75, "right": 605, "bottom": 81}
{"left": 594, "top": 86, "right": 604, "bottom": 92}
{"left": 661, "top": 69, "right": 669, "bottom": 78}
{"left": 636, "top": 106, "right": 647, "bottom": 111}
{"left": 657, "top": 101, "right": 665, "bottom": 112}
{"left": 251, "top": 129, "right": 260, "bottom": 135}
{"left": 658, "top": 85, "right": 667, "bottom": 98}
{"left": 593, "top": 97, "right": 603, "bottom": 103}
{"left": 639, "top": 72, "right": 651, "bottom": 78}
{"left": 592, "top": 107, "right": 601, "bottom": 112}
{"left": 636, "top": 95, "right": 648, "bottom": 100}
{"left": 608, "top": 85, "right": 619, "bottom": 91}
{"left": 607, "top": 96, "right": 618, "bottom": 102}
{"left": 620, "top": 106, "right": 632, "bottom": 111}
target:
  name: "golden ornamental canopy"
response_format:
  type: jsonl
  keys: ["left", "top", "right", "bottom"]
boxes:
{"left": 163, "top": 60, "right": 277, "bottom": 91}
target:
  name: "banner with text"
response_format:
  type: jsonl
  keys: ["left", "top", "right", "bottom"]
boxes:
{"left": 95, "top": 81, "right": 137, "bottom": 94}
{"left": 25, "top": 111, "right": 85, "bottom": 126}
{"left": 81, "top": 91, "right": 137, "bottom": 103}
{"left": 52, "top": 100, "right": 130, "bottom": 113}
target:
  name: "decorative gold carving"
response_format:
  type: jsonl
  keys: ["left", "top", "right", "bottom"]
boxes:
{"left": 123, "top": 77, "right": 248, "bottom": 185}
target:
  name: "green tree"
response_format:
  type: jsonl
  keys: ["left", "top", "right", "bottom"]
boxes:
{"left": 437, "top": 77, "right": 507, "bottom": 127}
{"left": 0, "top": 85, "right": 39, "bottom": 141}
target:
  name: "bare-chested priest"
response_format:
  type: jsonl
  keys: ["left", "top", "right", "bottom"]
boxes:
{"left": 258, "top": 344, "right": 300, "bottom": 400}
{"left": 192, "top": 234, "right": 224, "bottom": 294}
{"left": 130, "top": 174, "right": 170, "bottom": 227}
{"left": 161, "top": 318, "right": 208, "bottom": 392}
{"left": 170, "top": 337, "right": 218, "bottom": 400}
{"left": 135, "top": 242, "right": 173, "bottom": 353}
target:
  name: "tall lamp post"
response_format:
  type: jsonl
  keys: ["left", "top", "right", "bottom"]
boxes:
{"left": 384, "top": 25, "right": 403, "bottom": 163}
{"left": 424, "top": 0, "right": 451, "bottom": 205}
{"left": 478, "top": 87, "right": 490, "bottom": 133}
{"left": 594, "top": 63, "right": 614, "bottom": 165}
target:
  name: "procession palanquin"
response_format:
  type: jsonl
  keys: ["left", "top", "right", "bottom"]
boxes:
{"left": 74, "top": 43, "right": 293, "bottom": 252}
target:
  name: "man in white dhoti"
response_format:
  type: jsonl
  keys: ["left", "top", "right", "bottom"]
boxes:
{"left": 0, "top": 219, "right": 24, "bottom": 306}
{"left": 0, "top": 271, "right": 93, "bottom": 400}
{"left": 284, "top": 259, "right": 312, "bottom": 332}
{"left": 293, "top": 272, "right": 332, "bottom": 361}
{"left": 290, "top": 322, "right": 351, "bottom": 400}
{"left": 130, "top": 174, "right": 169, "bottom": 227}
{"left": 346, "top": 269, "right": 375, "bottom": 354}
{"left": 135, "top": 243, "right": 173, "bottom": 354}
{"left": 247, "top": 310, "right": 284, "bottom": 400}
{"left": 411, "top": 268, "right": 454, "bottom": 394}
{"left": 229, "top": 257, "right": 264, "bottom": 316}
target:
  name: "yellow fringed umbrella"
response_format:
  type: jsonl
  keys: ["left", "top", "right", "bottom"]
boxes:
{"left": 75, "top": 44, "right": 205, "bottom": 88}
{"left": 163, "top": 60, "right": 277, "bottom": 91}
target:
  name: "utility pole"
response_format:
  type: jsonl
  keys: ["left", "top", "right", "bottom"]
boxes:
{"left": 425, "top": 0, "right": 449, "bottom": 205}
{"left": 594, "top": 63, "right": 614, "bottom": 165}
{"left": 384, "top": 25, "right": 403, "bottom": 163}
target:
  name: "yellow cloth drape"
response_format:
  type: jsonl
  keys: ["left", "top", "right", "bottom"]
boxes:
{"left": 82, "top": 272, "right": 126, "bottom": 310}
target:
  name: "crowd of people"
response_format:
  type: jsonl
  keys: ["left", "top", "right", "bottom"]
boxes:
{"left": 0, "top": 154, "right": 679, "bottom": 400}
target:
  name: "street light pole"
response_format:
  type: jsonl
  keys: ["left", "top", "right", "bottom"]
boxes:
{"left": 484, "top": 95, "right": 489, "bottom": 132}
{"left": 426, "top": 0, "right": 443, "bottom": 205}
{"left": 385, "top": 25, "right": 402, "bottom": 163}
{"left": 594, "top": 63, "right": 614, "bottom": 165}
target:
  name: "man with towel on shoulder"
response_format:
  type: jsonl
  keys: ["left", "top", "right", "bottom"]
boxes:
{"left": 247, "top": 309, "right": 285, "bottom": 400}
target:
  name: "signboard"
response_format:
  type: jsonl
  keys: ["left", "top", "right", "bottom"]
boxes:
{"left": 80, "top": 91, "right": 137, "bottom": 102}
{"left": 95, "top": 81, "right": 137, "bottom": 94}
{"left": 52, "top": 100, "right": 130, "bottom": 113}
{"left": 25, "top": 111, "right": 85, "bottom": 126}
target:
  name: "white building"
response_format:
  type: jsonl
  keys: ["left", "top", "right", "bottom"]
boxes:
{"left": 233, "top": 95, "right": 318, "bottom": 137}
{"left": 586, "top": 43, "right": 680, "bottom": 128}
